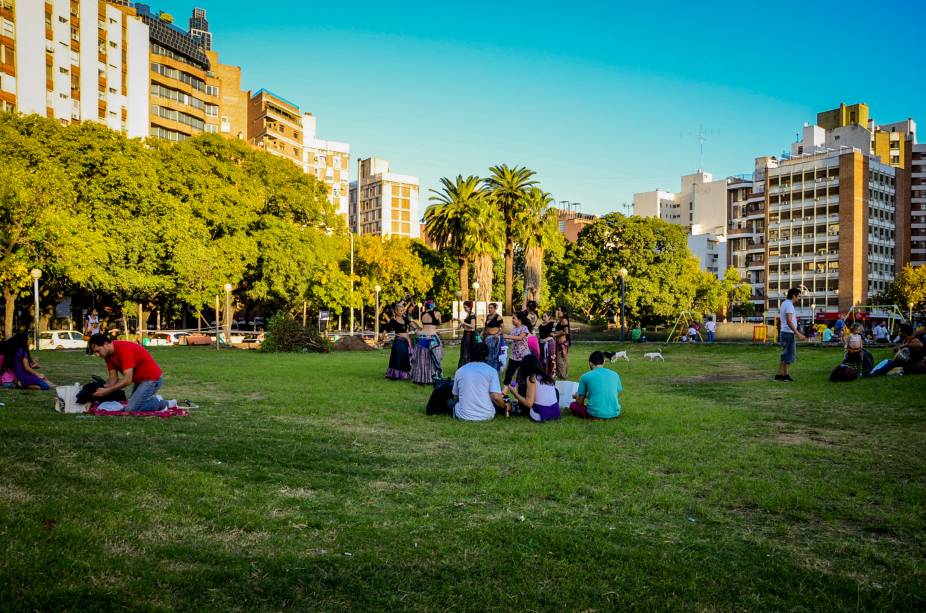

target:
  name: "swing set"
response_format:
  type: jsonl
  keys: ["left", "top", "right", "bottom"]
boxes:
{"left": 664, "top": 310, "right": 704, "bottom": 344}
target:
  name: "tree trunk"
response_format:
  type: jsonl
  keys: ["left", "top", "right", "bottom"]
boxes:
{"left": 524, "top": 245, "right": 542, "bottom": 307}
{"left": 3, "top": 286, "right": 15, "bottom": 338}
{"left": 504, "top": 241, "right": 514, "bottom": 314}
{"left": 459, "top": 257, "right": 469, "bottom": 300}
{"left": 474, "top": 254, "right": 494, "bottom": 303}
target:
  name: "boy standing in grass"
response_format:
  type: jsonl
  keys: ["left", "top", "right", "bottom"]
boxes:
{"left": 775, "top": 288, "right": 806, "bottom": 382}
{"left": 88, "top": 333, "right": 167, "bottom": 411}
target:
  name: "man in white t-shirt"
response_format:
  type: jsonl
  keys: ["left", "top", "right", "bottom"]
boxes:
{"left": 775, "top": 288, "right": 807, "bottom": 382}
{"left": 453, "top": 342, "right": 507, "bottom": 421}
{"left": 873, "top": 321, "right": 889, "bottom": 343}
{"left": 706, "top": 318, "right": 717, "bottom": 344}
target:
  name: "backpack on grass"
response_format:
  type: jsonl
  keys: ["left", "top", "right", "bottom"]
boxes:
{"left": 829, "top": 364, "right": 858, "bottom": 382}
{"left": 425, "top": 378, "right": 454, "bottom": 415}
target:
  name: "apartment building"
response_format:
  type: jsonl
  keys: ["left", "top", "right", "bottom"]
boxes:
{"left": 689, "top": 232, "right": 727, "bottom": 277}
{"left": 1, "top": 0, "right": 149, "bottom": 136}
{"left": 302, "top": 113, "right": 349, "bottom": 219}
{"left": 349, "top": 158, "right": 420, "bottom": 238}
{"left": 247, "top": 88, "right": 303, "bottom": 166}
{"left": 912, "top": 143, "right": 926, "bottom": 266}
{"left": 187, "top": 6, "right": 210, "bottom": 51}
{"left": 205, "top": 49, "right": 246, "bottom": 140}
{"left": 556, "top": 209, "right": 597, "bottom": 242}
{"left": 725, "top": 103, "right": 917, "bottom": 315}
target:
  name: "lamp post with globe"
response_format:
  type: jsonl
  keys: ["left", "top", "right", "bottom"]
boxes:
{"left": 618, "top": 267, "right": 628, "bottom": 342}
{"left": 30, "top": 268, "right": 42, "bottom": 350}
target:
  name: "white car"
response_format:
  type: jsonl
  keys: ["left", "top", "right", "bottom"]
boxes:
{"left": 38, "top": 330, "right": 86, "bottom": 350}
{"left": 146, "top": 331, "right": 190, "bottom": 346}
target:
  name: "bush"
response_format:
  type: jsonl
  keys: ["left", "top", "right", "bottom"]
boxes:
{"left": 261, "top": 313, "right": 330, "bottom": 353}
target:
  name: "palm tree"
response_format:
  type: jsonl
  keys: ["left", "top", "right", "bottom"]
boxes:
{"left": 517, "top": 187, "right": 561, "bottom": 304}
{"left": 485, "top": 164, "right": 537, "bottom": 314}
{"left": 462, "top": 198, "right": 505, "bottom": 302}
{"left": 425, "top": 175, "right": 486, "bottom": 300}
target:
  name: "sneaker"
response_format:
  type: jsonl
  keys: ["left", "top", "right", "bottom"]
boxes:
{"left": 784, "top": 375, "right": 795, "bottom": 382}
{"left": 774, "top": 375, "right": 785, "bottom": 381}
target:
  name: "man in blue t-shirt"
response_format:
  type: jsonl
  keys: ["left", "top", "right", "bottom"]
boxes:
{"left": 569, "top": 351, "right": 622, "bottom": 419}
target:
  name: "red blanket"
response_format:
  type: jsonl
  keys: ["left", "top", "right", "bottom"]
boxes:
{"left": 86, "top": 403, "right": 189, "bottom": 419}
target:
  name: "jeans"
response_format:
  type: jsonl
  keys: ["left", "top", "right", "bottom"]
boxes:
{"left": 126, "top": 377, "right": 164, "bottom": 412}
{"left": 707, "top": 331, "right": 715, "bottom": 344}
{"left": 780, "top": 332, "right": 797, "bottom": 364}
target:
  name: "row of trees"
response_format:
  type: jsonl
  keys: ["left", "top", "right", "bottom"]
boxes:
{"left": 0, "top": 113, "right": 433, "bottom": 336}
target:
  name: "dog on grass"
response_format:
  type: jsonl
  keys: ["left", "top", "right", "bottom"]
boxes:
{"left": 603, "top": 350, "right": 629, "bottom": 362}
{"left": 643, "top": 350, "right": 664, "bottom": 362}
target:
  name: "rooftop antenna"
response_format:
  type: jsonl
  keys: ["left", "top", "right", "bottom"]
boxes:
{"left": 682, "top": 126, "right": 718, "bottom": 173}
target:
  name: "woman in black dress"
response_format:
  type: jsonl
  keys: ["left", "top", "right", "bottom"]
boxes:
{"left": 537, "top": 311, "right": 557, "bottom": 376}
{"left": 458, "top": 300, "right": 476, "bottom": 367}
{"left": 385, "top": 304, "right": 412, "bottom": 380}
{"left": 551, "top": 306, "right": 571, "bottom": 379}
{"left": 483, "top": 302, "right": 504, "bottom": 372}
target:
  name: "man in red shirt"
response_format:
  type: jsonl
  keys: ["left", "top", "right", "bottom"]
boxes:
{"left": 88, "top": 333, "right": 166, "bottom": 411}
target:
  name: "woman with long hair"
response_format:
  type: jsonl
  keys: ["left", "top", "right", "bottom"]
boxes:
{"left": 537, "top": 311, "right": 557, "bottom": 376}
{"left": 551, "top": 306, "right": 571, "bottom": 379}
{"left": 384, "top": 304, "right": 412, "bottom": 380}
{"left": 482, "top": 302, "right": 505, "bottom": 372}
{"left": 411, "top": 298, "right": 443, "bottom": 384}
{"left": 502, "top": 311, "right": 531, "bottom": 386}
{"left": 458, "top": 300, "right": 476, "bottom": 367}
{"left": 507, "top": 354, "right": 560, "bottom": 422}
{"left": 4, "top": 333, "right": 55, "bottom": 390}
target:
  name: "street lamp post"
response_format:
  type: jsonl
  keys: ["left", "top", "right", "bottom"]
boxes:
{"left": 374, "top": 284, "right": 381, "bottom": 346}
{"left": 224, "top": 283, "right": 233, "bottom": 348}
{"left": 349, "top": 232, "right": 355, "bottom": 335}
{"left": 618, "top": 267, "right": 628, "bottom": 342}
{"left": 472, "top": 281, "right": 481, "bottom": 330}
{"left": 30, "top": 268, "right": 41, "bottom": 350}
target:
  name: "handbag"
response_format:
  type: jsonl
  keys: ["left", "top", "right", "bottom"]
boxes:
{"left": 55, "top": 384, "right": 89, "bottom": 414}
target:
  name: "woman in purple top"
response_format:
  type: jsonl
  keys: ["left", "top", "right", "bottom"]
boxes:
{"left": 502, "top": 311, "right": 531, "bottom": 386}
{"left": 508, "top": 354, "right": 560, "bottom": 422}
{"left": 5, "top": 333, "right": 54, "bottom": 390}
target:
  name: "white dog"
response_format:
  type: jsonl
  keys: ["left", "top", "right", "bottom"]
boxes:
{"left": 643, "top": 350, "right": 664, "bottom": 362}
{"left": 608, "top": 350, "right": 629, "bottom": 362}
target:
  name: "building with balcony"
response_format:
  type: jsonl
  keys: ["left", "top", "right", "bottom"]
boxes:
{"left": 1, "top": 0, "right": 150, "bottom": 137}
{"left": 247, "top": 88, "right": 302, "bottom": 166}
{"left": 349, "top": 158, "right": 419, "bottom": 239}
{"left": 301, "top": 113, "right": 349, "bottom": 221}
{"left": 912, "top": 143, "right": 926, "bottom": 266}
{"left": 556, "top": 209, "right": 597, "bottom": 242}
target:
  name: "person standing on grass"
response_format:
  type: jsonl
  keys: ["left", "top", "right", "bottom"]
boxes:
{"left": 775, "top": 288, "right": 806, "bottom": 382}
{"left": 569, "top": 351, "right": 622, "bottom": 420}
{"left": 88, "top": 333, "right": 167, "bottom": 411}
{"left": 551, "top": 306, "right": 571, "bottom": 379}
{"left": 502, "top": 311, "right": 531, "bottom": 387}
{"left": 706, "top": 317, "right": 717, "bottom": 344}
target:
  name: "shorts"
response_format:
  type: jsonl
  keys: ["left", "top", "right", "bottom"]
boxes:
{"left": 780, "top": 332, "right": 797, "bottom": 364}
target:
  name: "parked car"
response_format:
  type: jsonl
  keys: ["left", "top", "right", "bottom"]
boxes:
{"left": 146, "top": 331, "right": 190, "bottom": 346}
{"left": 37, "top": 330, "right": 86, "bottom": 350}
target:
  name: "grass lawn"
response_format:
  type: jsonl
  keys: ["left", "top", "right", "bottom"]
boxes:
{"left": 1, "top": 342, "right": 925, "bottom": 611}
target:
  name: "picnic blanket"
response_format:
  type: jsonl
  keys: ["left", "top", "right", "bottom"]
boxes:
{"left": 86, "top": 401, "right": 190, "bottom": 419}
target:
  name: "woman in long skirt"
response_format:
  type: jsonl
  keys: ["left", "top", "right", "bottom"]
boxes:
{"left": 385, "top": 305, "right": 412, "bottom": 380}
{"left": 552, "top": 306, "right": 571, "bottom": 380}
{"left": 458, "top": 300, "right": 476, "bottom": 367}
{"left": 411, "top": 299, "right": 443, "bottom": 384}
{"left": 483, "top": 302, "right": 504, "bottom": 372}
{"left": 537, "top": 311, "right": 557, "bottom": 377}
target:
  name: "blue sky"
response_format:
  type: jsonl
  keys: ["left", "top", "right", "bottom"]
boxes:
{"left": 154, "top": 0, "right": 926, "bottom": 216}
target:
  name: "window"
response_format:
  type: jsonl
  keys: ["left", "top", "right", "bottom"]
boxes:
{"left": 205, "top": 84, "right": 218, "bottom": 96}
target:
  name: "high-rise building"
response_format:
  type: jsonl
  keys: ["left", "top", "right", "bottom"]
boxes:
{"left": 349, "top": 158, "right": 420, "bottom": 238}
{"left": 727, "top": 103, "right": 916, "bottom": 315}
{"left": 301, "top": 113, "right": 349, "bottom": 220}
{"left": 911, "top": 143, "right": 926, "bottom": 266}
{"left": 1, "top": 0, "right": 149, "bottom": 137}
{"left": 188, "top": 7, "right": 210, "bottom": 51}
{"left": 205, "top": 49, "right": 247, "bottom": 140}
{"left": 133, "top": 3, "right": 219, "bottom": 141}
{"left": 247, "top": 88, "right": 303, "bottom": 166}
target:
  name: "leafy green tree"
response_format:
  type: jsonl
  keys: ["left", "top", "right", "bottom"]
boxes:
{"left": 878, "top": 264, "right": 926, "bottom": 314}
{"left": 548, "top": 213, "right": 704, "bottom": 325}
{"left": 485, "top": 164, "right": 537, "bottom": 313}
{"left": 354, "top": 235, "right": 433, "bottom": 309}
{"left": 720, "top": 267, "right": 753, "bottom": 318}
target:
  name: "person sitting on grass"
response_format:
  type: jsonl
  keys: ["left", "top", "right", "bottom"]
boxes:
{"left": 507, "top": 354, "right": 560, "bottom": 422}
{"left": 869, "top": 324, "right": 924, "bottom": 376}
{"left": 452, "top": 341, "right": 507, "bottom": 421}
{"left": 844, "top": 323, "right": 864, "bottom": 367}
{"left": 569, "top": 350, "right": 622, "bottom": 420}
{"left": 87, "top": 333, "right": 167, "bottom": 411}
{"left": 4, "top": 333, "right": 55, "bottom": 390}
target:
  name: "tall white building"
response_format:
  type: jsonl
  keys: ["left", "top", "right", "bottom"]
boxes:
{"left": 912, "top": 143, "right": 926, "bottom": 266}
{"left": 349, "top": 158, "right": 420, "bottom": 239}
{"left": 301, "top": 113, "right": 350, "bottom": 221}
{"left": 2, "top": 0, "right": 149, "bottom": 137}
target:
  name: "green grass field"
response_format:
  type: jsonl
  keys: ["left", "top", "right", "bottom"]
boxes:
{"left": 1, "top": 342, "right": 924, "bottom": 611}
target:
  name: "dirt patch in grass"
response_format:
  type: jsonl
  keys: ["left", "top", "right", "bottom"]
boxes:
{"left": 664, "top": 373, "right": 767, "bottom": 384}
{"left": 0, "top": 484, "right": 33, "bottom": 504}
{"left": 769, "top": 422, "right": 852, "bottom": 447}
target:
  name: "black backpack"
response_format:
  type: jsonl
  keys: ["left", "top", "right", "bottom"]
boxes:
{"left": 425, "top": 378, "right": 454, "bottom": 415}
{"left": 829, "top": 364, "right": 858, "bottom": 382}
{"left": 75, "top": 375, "right": 128, "bottom": 404}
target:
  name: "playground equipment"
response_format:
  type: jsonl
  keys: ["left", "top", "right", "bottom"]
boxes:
{"left": 665, "top": 311, "right": 704, "bottom": 344}
{"left": 844, "top": 304, "right": 908, "bottom": 337}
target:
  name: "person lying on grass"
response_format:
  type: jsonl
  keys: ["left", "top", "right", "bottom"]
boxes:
{"left": 87, "top": 333, "right": 169, "bottom": 411}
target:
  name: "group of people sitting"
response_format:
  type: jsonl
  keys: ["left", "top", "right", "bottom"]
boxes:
{"left": 0, "top": 332, "right": 169, "bottom": 411}
{"left": 840, "top": 322, "right": 926, "bottom": 377}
